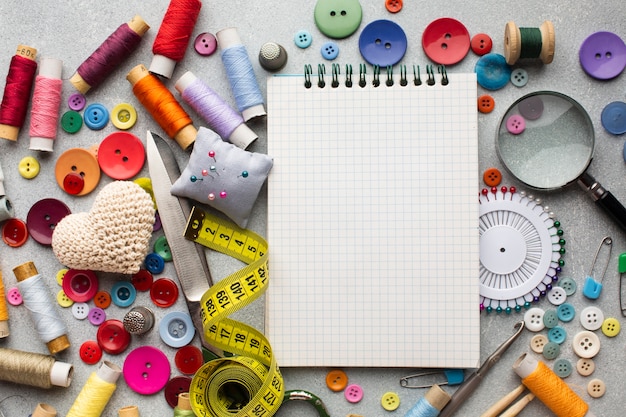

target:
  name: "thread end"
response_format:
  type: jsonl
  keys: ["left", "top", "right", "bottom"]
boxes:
{"left": 174, "top": 124, "right": 197, "bottom": 150}
{"left": 0, "top": 124, "right": 19, "bottom": 141}
{"left": 176, "top": 392, "right": 192, "bottom": 410}
{"left": 69, "top": 72, "right": 91, "bottom": 94}
{"left": 118, "top": 405, "right": 140, "bottom": 417}
{"left": 32, "top": 403, "right": 57, "bottom": 417}
{"left": 0, "top": 321, "right": 9, "bottom": 338}
{"left": 128, "top": 15, "right": 150, "bottom": 36}
{"left": 149, "top": 54, "right": 176, "bottom": 79}
{"left": 47, "top": 334, "right": 71, "bottom": 355}
{"left": 13, "top": 261, "right": 38, "bottom": 282}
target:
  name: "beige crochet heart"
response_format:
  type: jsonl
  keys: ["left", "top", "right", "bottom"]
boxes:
{"left": 52, "top": 181, "right": 155, "bottom": 274}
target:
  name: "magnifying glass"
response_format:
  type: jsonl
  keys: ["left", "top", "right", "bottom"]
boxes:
{"left": 497, "top": 91, "right": 626, "bottom": 232}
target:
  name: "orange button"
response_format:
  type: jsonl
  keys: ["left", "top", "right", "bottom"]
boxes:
{"left": 326, "top": 369, "right": 349, "bottom": 392}
{"left": 55, "top": 148, "right": 101, "bottom": 196}
{"left": 94, "top": 290, "right": 112, "bottom": 309}
{"left": 385, "top": 0, "right": 402, "bottom": 13}
{"left": 483, "top": 168, "right": 502, "bottom": 187}
{"left": 478, "top": 94, "right": 495, "bottom": 113}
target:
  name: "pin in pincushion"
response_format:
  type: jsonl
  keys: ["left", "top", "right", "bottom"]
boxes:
{"left": 51, "top": 181, "right": 155, "bottom": 274}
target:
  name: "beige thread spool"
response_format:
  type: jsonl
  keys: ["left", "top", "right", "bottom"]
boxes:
{"left": 32, "top": 403, "right": 57, "bottom": 417}
{"left": 0, "top": 347, "right": 73, "bottom": 389}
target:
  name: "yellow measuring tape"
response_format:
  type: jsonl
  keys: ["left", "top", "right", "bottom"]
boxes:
{"left": 184, "top": 206, "right": 284, "bottom": 417}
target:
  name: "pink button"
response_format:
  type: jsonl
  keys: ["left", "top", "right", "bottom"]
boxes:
{"left": 344, "top": 383, "right": 364, "bottom": 403}
{"left": 88, "top": 307, "right": 107, "bottom": 326}
{"left": 123, "top": 346, "right": 171, "bottom": 395}
{"left": 506, "top": 114, "right": 526, "bottom": 135}
{"left": 194, "top": 32, "right": 217, "bottom": 56}
{"left": 6, "top": 287, "right": 22, "bottom": 306}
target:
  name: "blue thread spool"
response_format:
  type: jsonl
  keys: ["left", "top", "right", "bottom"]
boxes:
{"left": 405, "top": 385, "right": 451, "bottom": 417}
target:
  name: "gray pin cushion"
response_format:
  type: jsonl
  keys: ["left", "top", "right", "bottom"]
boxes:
{"left": 171, "top": 127, "right": 273, "bottom": 228}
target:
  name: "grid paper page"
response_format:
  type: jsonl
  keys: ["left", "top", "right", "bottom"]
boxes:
{"left": 266, "top": 71, "right": 480, "bottom": 368}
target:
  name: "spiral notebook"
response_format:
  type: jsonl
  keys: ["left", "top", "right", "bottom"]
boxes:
{"left": 266, "top": 64, "right": 480, "bottom": 368}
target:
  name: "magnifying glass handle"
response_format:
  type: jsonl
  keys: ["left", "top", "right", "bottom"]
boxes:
{"left": 578, "top": 173, "right": 626, "bottom": 232}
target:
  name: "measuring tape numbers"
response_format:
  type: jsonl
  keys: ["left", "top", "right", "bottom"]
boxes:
{"left": 184, "top": 206, "right": 283, "bottom": 417}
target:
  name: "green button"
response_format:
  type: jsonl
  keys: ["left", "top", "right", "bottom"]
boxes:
{"left": 154, "top": 235, "right": 172, "bottom": 262}
{"left": 61, "top": 110, "right": 83, "bottom": 134}
{"left": 543, "top": 309, "right": 559, "bottom": 329}
{"left": 314, "top": 0, "right": 362, "bottom": 39}
{"left": 619, "top": 253, "right": 626, "bottom": 273}
{"left": 542, "top": 341, "right": 560, "bottom": 360}
{"left": 553, "top": 358, "right": 572, "bottom": 378}
{"left": 557, "top": 277, "right": 577, "bottom": 296}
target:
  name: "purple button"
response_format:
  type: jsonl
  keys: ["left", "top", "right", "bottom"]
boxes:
{"left": 194, "top": 32, "right": 217, "bottom": 56}
{"left": 579, "top": 31, "right": 626, "bottom": 80}
{"left": 345, "top": 384, "right": 364, "bottom": 403}
{"left": 88, "top": 307, "right": 107, "bottom": 326}
{"left": 123, "top": 346, "right": 171, "bottom": 395}
{"left": 518, "top": 96, "right": 544, "bottom": 120}
{"left": 68, "top": 93, "right": 86, "bottom": 111}
{"left": 6, "top": 287, "right": 22, "bottom": 306}
{"left": 153, "top": 211, "right": 162, "bottom": 232}
{"left": 506, "top": 115, "right": 526, "bottom": 135}
{"left": 26, "top": 198, "right": 71, "bottom": 245}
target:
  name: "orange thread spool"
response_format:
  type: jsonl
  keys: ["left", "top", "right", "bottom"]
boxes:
{"left": 127, "top": 64, "right": 197, "bottom": 150}
{"left": 513, "top": 353, "right": 589, "bottom": 417}
{"left": 0, "top": 269, "right": 9, "bottom": 338}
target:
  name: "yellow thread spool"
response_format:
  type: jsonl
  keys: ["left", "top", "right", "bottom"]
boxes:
{"left": 66, "top": 361, "right": 121, "bottom": 417}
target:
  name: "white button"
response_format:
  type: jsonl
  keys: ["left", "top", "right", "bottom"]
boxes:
{"left": 530, "top": 334, "right": 548, "bottom": 353}
{"left": 524, "top": 307, "right": 546, "bottom": 332}
{"left": 72, "top": 302, "right": 90, "bottom": 320}
{"left": 587, "top": 378, "right": 606, "bottom": 398}
{"left": 576, "top": 358, "right": 595, "bottom": 376}
{"left": 580, "top": 306, "right": 604, "bottom": 330}
{"left": 572, "top": 330, "right": 601, "bottom": 358}
{"left": 547, "top": 286, "right": 567, "bottom": 305}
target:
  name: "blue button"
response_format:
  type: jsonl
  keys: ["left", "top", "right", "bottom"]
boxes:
{"left": 553, "top": 358, "right": 573, "bottom": 378}
{"left": 358, "top": 19, "right": 408, "bottom": 67}
{"left": 543, "top": 309, "right": 559, "bottom": 329}
{"left": 548, "top": 325, "right": 567, "bottom": 344}
{"left": 475, "top": 53, "right": 511, "bottom": 90}
{"left": 294, "top": 30, "right": 313, "bottom": 49}
{"left": 111, "top": 281, "right": 137, "bottom": 308}
{"left": 144, "top": 252, "right": 165, "bottom": 274}
{"left": 557, "top": 302, "right": 575, "bottom": 322}
{"left": 159, "top": 311, "right": 195, "bottom": 348}
{"left": 84, "top": 103, "right": 109, "bottom": 130}
{"left": 321, "top": 41, "right": 339, "bottom": 60}
{"left": 601, "top": 101, "right": 626, "bottom": 135}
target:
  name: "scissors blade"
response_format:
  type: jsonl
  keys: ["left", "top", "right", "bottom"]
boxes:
{"left": 146, "top": 130, "right": 217, "bottom": 354}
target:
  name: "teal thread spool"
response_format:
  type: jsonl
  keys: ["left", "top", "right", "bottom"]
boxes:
{"left": 504, "top": 21, "right": 555, "bottom": 65}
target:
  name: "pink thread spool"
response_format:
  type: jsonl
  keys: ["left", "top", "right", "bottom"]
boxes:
{"left": 29, "top": 57, "right": 63, "bottom": 152}
{"left": 70, "top": 15, "right": 150, "bottom": 94}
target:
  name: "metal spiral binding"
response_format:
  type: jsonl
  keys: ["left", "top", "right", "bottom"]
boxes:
{"left": 303, "top": 63, "right": 448, "bottom": 88}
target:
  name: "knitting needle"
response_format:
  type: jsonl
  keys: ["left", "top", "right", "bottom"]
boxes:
{"left": 479, "top": 384, "right": 526, "bottom": 417}
{"left": 499, "top": 392, "right": 535, "bottom": 417}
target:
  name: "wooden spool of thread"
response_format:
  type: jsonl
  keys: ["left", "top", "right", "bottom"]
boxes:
{"left": 13, "top": 261, "right": 70, "bottom": 355}
{"left": 127, "top": 64, "right": 197, "bottom": 150}
{"left": 70, "top": 15, "right": 149, "bottom": 94}
{"left": 118, "top": 405, "right": 140, "bottom": 417}
{"left": 174, "top": 393, "right": 194, "bottom": 417}
{"left": 504, "top": 21, "right": 555, "bottom": 65}
{"left": 150, "top": 0, "right": 202, "bottom": 79}
{"left": 32, "top": 403, "right": 57, "bottom": 417}
{"left": 29, "top": 57, "right": 63, "bottom": 152}
{"left": 0, "top": 347, "right": 73, "bottom": 389}
{"left": 66, "top": 361, "right": 122, "bottom": 417}
{"left": 405, "top": 384, "right": 451, "bottom": 417}
{"left": 513, "top": 353, "right": 589, "bottom": 417}
{"left": 0, "top": 269, "right": 9, "bottom": 338}
{"left": 0, "top": 45, "right": 38, "bottom": 141}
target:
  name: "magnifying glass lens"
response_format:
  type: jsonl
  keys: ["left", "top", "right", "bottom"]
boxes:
{"left": 497, "top": 92, "right": 595, "bottom": 189}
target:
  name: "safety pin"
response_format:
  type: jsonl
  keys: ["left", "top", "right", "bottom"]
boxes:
{"left": 583, "top": 236, "right": 612, "bottom": 300}
{"left": 400, "top": 368, "right": 465, "bottom": 389}
{"left": 281, "top": 390, "right": 330, "bottom": 417}
{"left": 619, "top": 253, "right": 626, "bottom": 317}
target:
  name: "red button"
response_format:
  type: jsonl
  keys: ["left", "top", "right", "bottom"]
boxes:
{"left": 478, "top": 94, "right": 495, "bottom": 113}
{"left": 150, "top": 278, "right": 179, "bottom": 308}
{"left": 2, "top": 218, "right": 28, "bottom": 247}
{"left": 63, "top": 172, "right": 85, "bottom": 195}
{"left": 97, "top": 319, "right": 131, "bottom": 355}
{"left": 471, "top": 33, "right": 493, "bottom": 56}
{"left": 80, "top": 340, "right": 103, "bottom": 365}
{"left": 26, "top": 198, "right": 72, "bottom": 245}
{"left": 422, "top": 17, "right": 470, "bottom": 65}
{"left": 175, "top": 345, "right": 204, "bottom": 375}
{"left": 94, "top": 291, "right": 112, "bottom": 309}
{"left": 97, "top": 132, "right": 146, "bottom": 180}
{"left": 131, "top": 269, "right": 154, "bottom": 292}
{"left": 62, "top": 269, "right": 99, "bottom": 302}
{"left": 164, "top": 376, "right": 192, "bottom": 408}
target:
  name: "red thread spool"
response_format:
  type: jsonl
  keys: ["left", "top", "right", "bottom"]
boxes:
{"left": 29, "top": 57, "right": 63, "bottom": 152}
{"left": 126, "top": 64, "right": 197, "bottom": 150}
{"left": 70, "top": 15, "right": 150, "bottom": 94}
{"left": 0, "top": 45, "right": 38, "bottom": 142}
{"left": 150, "top": 0, "right": 202, "bottom": 79}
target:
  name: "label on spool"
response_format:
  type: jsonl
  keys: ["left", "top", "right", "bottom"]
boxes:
{"left": 184, "top": 206, "right": 283, "bottom": 417}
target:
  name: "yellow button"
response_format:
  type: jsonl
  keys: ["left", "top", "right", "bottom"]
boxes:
{"left": 381, "top": 391, "right": 400, "bottom": 411}
{"left": 325, "top": 369, "right": 348, "bottom": 392}
{"left": 56, "top": 268, "right": 69, "bottom": 286}
{"left": 18, "top": 156, "right": 40, "bottom": 179}
{"left": 57, "top": 289, "right": 74, "bottom": 307}
{"left": 133, "top": 177, "right": 156, "bottom": 209}
{"left": 601, "top": 317, "right": 620, "bottom": 337}
{"left": 111, "top": 102, "right": 138, "bottom": 130}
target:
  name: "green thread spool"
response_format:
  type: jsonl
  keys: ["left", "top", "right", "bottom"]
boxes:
{"left": 505, "top": 21, "right": 555, "bottom": 65}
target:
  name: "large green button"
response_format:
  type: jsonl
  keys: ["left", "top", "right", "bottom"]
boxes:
{"left": 154, "top": 235, "right": 172, "bottom": 262}
{"left": 314, "top": 0, "right": 362, "bottom": 39}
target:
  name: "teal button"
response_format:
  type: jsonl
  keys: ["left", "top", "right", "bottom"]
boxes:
{"left": 548, "top": 325, "right": 567, "bottom": 344}
{"left": 557, "top": 277, "right": 577, "bottom": 296}
{"left": 543, "top": 309, "right": 559, "bottom": 329}
{"left": 557, "top": 303, "right": 575, "bottom": 322}
{"left": 553, "top": 358, "right": 573, "bottom": 378}
{"left": 543, "top": 341, "right": 560, "bottom": 360}
{"left": 294, "top": 30, "right": 313, "bottom": 49}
